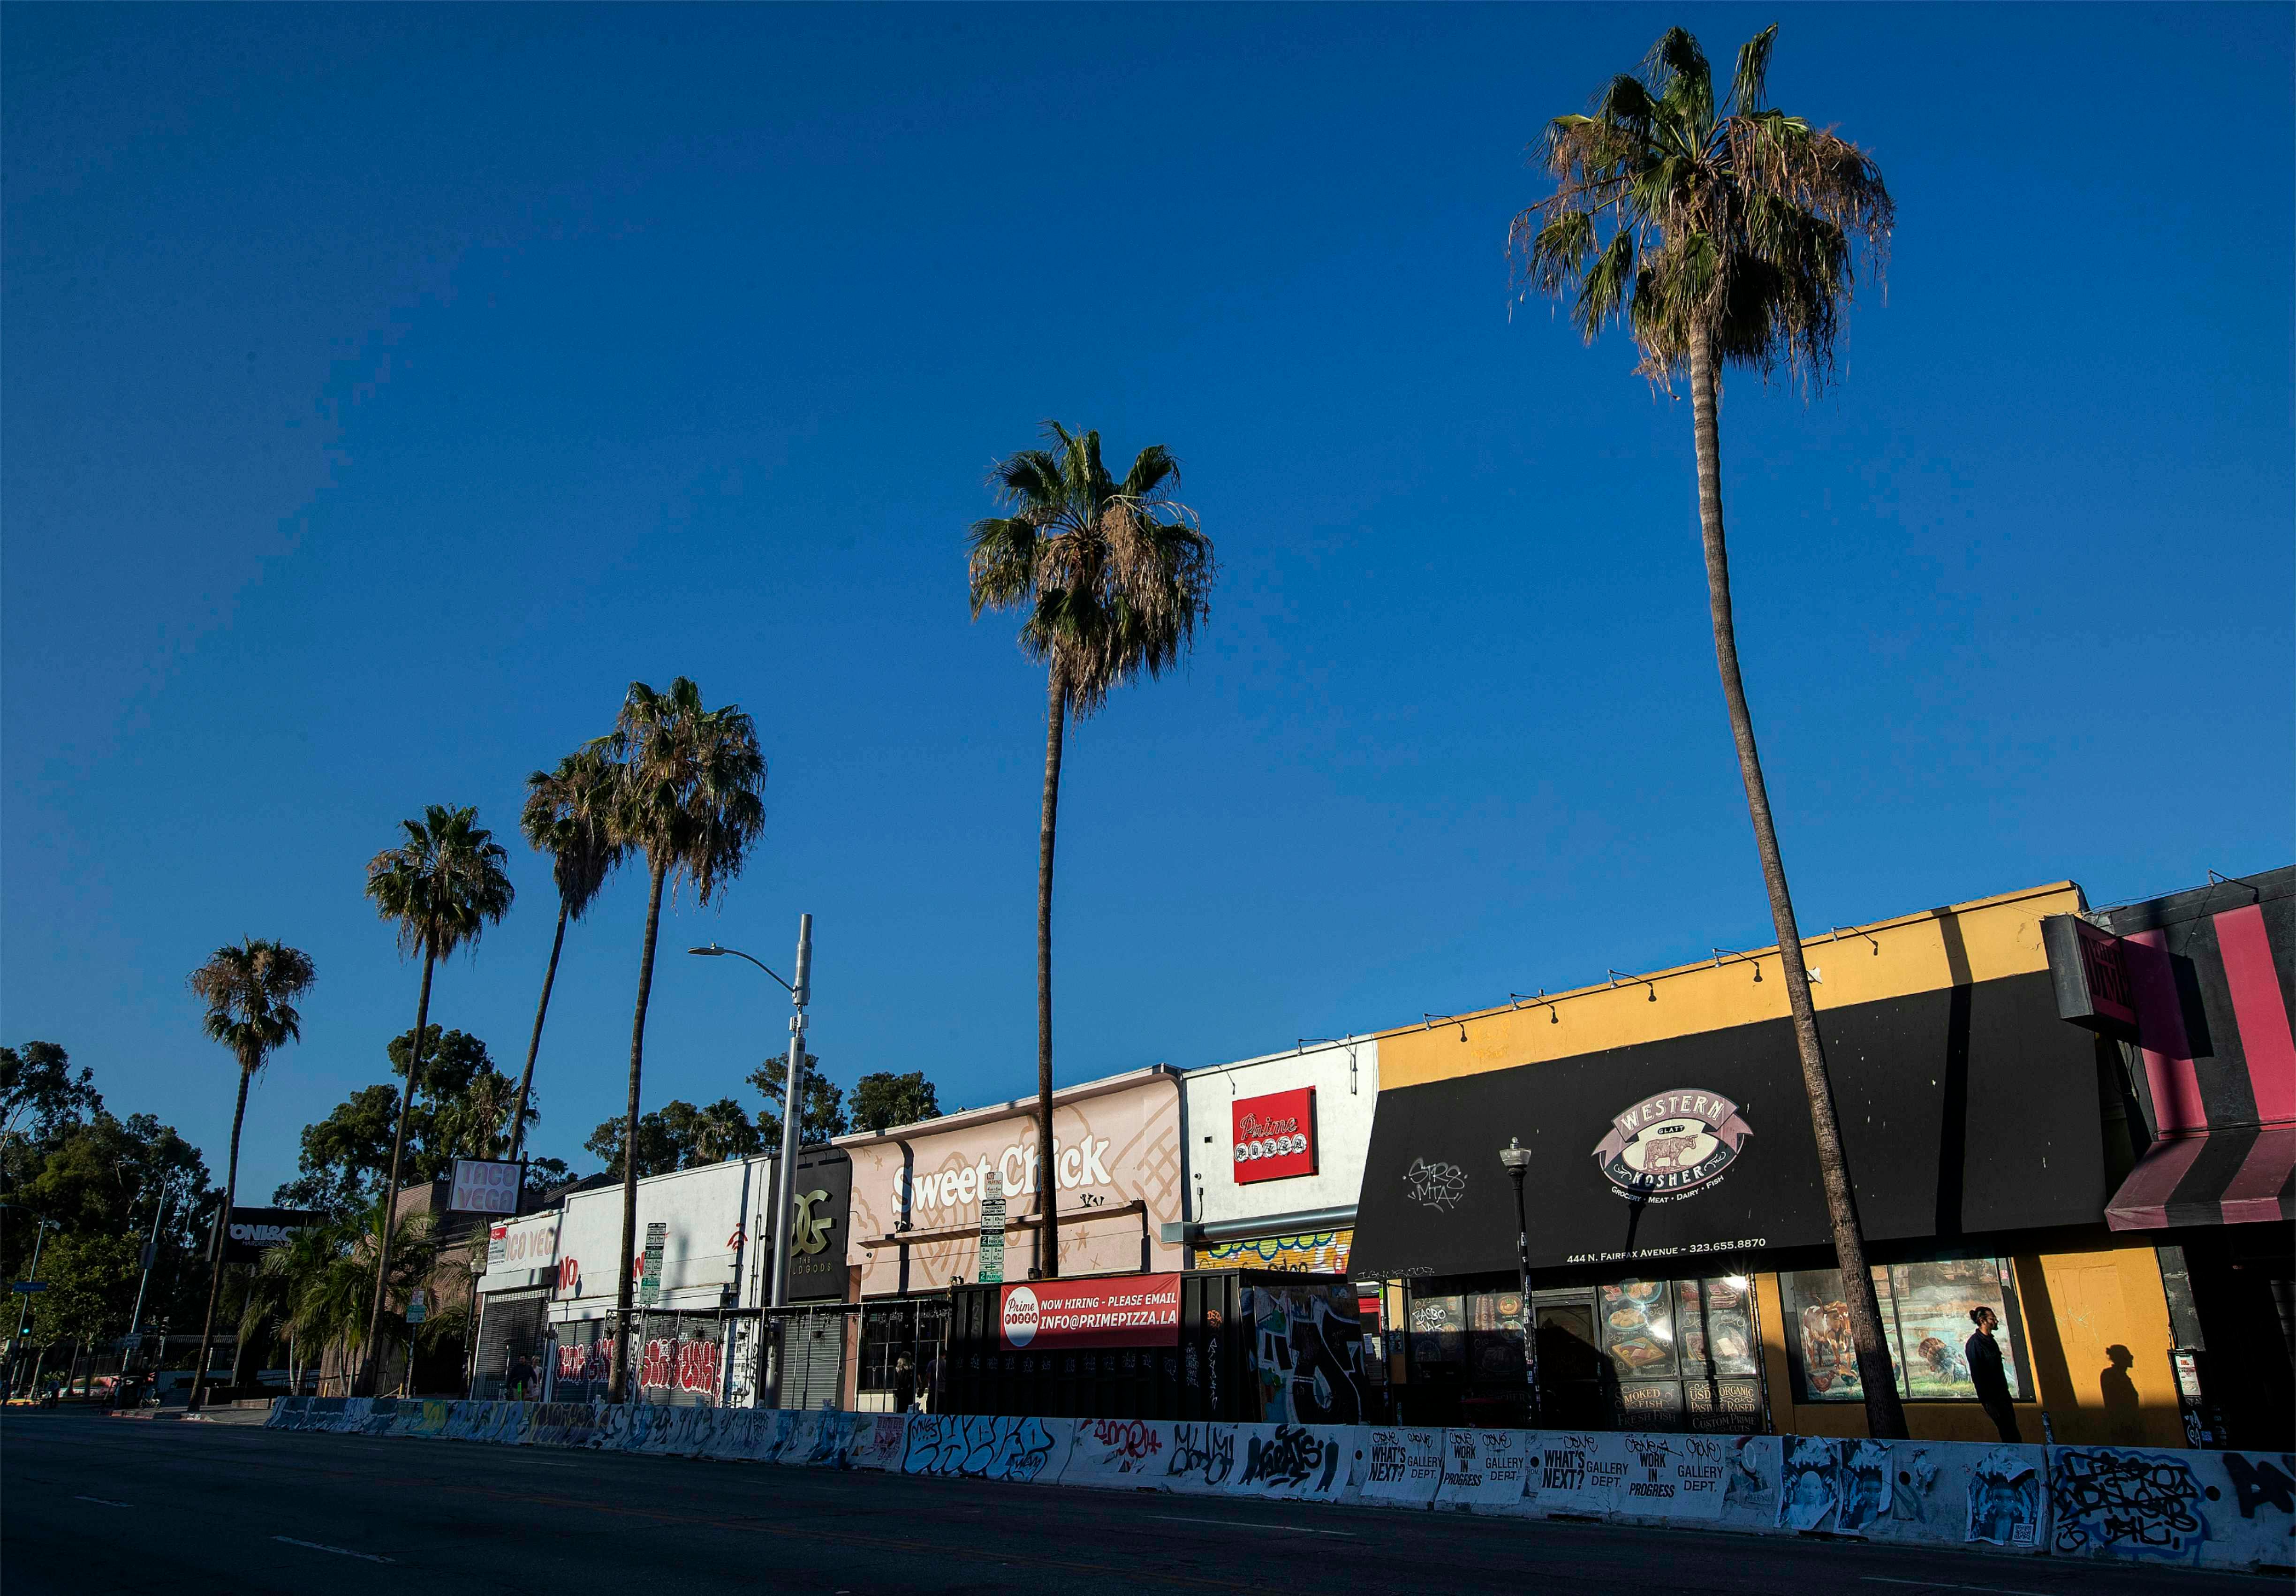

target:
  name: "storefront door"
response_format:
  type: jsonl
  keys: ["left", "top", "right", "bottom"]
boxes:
{"left": 1532, "top": 1293, "right": 1608, "bottom": 1429}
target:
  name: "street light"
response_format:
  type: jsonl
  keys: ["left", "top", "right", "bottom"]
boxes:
{"left": 5, "top": 1210, "right": 62, "bottom": 1399}
{"left": 1499, "top": 1139, "right": 1540, "bottom": 1427}
{"left": 688, "top": 913, "right": 812, "bottom": 1408}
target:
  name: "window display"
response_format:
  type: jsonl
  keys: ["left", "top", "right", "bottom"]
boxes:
{"left": 1597, "top": 1279, "right": 1677, "bottom": 1380}
{"left": 1781, "top": 1257, "right": 2028, "bottom": 1403}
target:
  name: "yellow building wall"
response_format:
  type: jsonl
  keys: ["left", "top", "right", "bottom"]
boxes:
{"left": 1755, "top": 1235, "right": 2184, "bottom": 1446}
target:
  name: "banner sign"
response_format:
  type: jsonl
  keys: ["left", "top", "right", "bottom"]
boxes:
{"left": 1232, "top": 1088, "right": 1317, "bottom": 1184}
{"left": 450, "top": 1159, "right": 522, "bottom": 1215}
{"left": 999, "top": 1273, "right": 1181, "bottom": 1351}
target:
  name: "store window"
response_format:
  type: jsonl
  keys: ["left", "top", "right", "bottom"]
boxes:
{"left": 1596, "top": 1275, "right": 1764, "bottom": 1432}
{"left": 1781, "top": 1257, "right": 2029, "bottom": 1404}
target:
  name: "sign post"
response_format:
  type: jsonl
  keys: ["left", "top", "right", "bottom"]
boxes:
{"left": 978, "top": 1174, "right": 1008, "bottom": 1285}
{"left": 639, "top": 1221, "right": 666, "bottom": 1309}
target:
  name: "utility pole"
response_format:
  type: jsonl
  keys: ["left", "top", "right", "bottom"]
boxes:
{"left": 765, "top": 914, "right": 812, "bottom": 1408}
{"left": 127, "top": 1182, "right": 174, "bottom": 1384}
{"left": 11, "top": 1217, "right": 60, "bottom": 1396}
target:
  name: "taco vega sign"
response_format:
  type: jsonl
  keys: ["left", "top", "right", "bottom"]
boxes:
{"left": 1592, "top": 1089, "right": 1752, "bottom": 1201}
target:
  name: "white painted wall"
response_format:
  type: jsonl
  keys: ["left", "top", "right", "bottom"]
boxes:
{"left": 549, "top": 1158, "right": 760, "bottom": 1323}
{"left": 1181, "top": 1037, "right": 1379, "bottom": 1229}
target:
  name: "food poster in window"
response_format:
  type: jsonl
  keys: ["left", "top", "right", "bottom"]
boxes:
{"left": 1675, "top": 1277, "right": 1758, "bottom": 1378}
{"left": 1886, "top": 1259, "right": 2024, "bottom": 1400}
{"left": 1781, "top": 1267, "right": 1909, "bottom": 1402}
{"left": 1467, "top": 1290, "right": 1525, "bottom": 1383}
{"left": 1599, "top": 1279, "right": 1677, "bottom": 1381}
{"left": 1407, "top": 1293, "right": 1465, "bottom": 1373}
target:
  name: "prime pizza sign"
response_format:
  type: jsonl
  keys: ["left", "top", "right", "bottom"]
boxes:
{"left": 1232, "top": 1087, "right": 1317, "bottom": 1184}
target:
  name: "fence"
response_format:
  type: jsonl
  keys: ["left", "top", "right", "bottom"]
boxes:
{"left": 257, "top": 1396, "right": 2295, "bottom": 1573}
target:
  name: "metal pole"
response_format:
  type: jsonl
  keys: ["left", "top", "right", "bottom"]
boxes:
{"left": 128, "top": 1186, "right": 171, "bottom": 1346}
{"left": 13, "top": 1221, "right": 54, "bottom": 1396}
{"left": 1502, "top": 1140, "right": 1540, "bottom": 1428}
{"left": 764, "top": 913, "right": 812, "bottom": 1406}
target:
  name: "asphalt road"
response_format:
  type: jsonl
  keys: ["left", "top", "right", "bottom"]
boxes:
{"left": 3, "top": 1410, "right": 2280, "bottom": 1596}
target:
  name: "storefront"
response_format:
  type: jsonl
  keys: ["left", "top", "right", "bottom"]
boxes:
{"left": 546, "top": 1148, "right": 853, "bottom": 1407}
{"left": 2076, "top": 865, "right": 2295, "bottom": 1451}
{"left": 472, "top": 1209, "right": 559, "bottom": 1399}
{"left": 1350, "top": 880, "right": 2193, "bottom": 1444}
{"left": 837, "top": 1065, "right": 1185, "bottom": 1412}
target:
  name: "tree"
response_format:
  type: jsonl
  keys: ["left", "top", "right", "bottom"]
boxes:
{"left": 851, "top": 1070, "right": 940, "bottom": 1135}
{"left": 360, "top": 804, "right": 514, "bottom": 1392}
{"left": 184, "top": 938, "right": 316, "bottom": 1408}
{"left": 0, "top": 1041, "right": 100, "bottom": 1150}
{"left": 1511, "top": 25, "right": 1903, "bottom": 1437}
{"left": 276, "top": 1029, "right": 534, "bottom": 1216}
{"left": 273, "top": 1085, "right": 402, "bottom": 1217}
{"left": 967, "top": 423, "right": 1214, "bottom": 1276}
{"left": 511, "top": 749, "right": 626, "bottom": 1162}
{"left": 745, "top": 1055, "right": 847, "bottom": 1148}
{"left": 598, "top": 677, "right": 766, "bottom": 1401}
{"left": 583, "top": 1097, "right": 764, "bottom": 1179}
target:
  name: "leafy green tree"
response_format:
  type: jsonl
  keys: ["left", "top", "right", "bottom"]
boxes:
{"left": 850, "top": 1070, "right": 940, "bottom": 1135}
{"left": 746, "top": 1055, "right": 847, "bottom": 1148}
{"left": 277, "top": 1028, "right": 535, "bottom": 1215}
{"left": 597, "top": 677, "right": 766, "bottom": 1400}
{"left": 511, "top": 748, "right": 626, "bottom": 1161}
{"left": 361, "top": 804, "right": 513, "bottom": 1392}
{"left": 184, "top": 938, "right": 316, "bottom": 1408}
{"left": 0, "top": 1041, "right": 100, "bottom": 1150}
{"left": 1511, "top": 25, "right": 1903, "bottom": 1438}
{"left": 274, "top": 1085, "right": 401, "bottom": 1217}
{"left": 584, "top": 1108, "right": 685, "bottom": 1180}
{"left": 967, "top": 423, "right": 1214, "bottom": 1275}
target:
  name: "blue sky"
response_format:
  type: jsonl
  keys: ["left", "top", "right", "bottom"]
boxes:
{"left": 6, "top": 5, "right": 2290, "bottom": 1201}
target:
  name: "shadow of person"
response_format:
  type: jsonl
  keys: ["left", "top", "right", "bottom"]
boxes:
{"left": 2099, "top": 1344, "right": 2143, "bottom": 1443}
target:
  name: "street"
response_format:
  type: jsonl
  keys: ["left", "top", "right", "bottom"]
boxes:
{"left": 2, "top": 1410, "right": 2278, "bottom": 1596}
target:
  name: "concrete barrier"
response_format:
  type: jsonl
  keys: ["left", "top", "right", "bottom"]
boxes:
{"left": 1600, "top": 1433, "right": 1730, "bottom": 1525}
{"left": 1778, "top": 1434, "right": 1841, "bottom": 1531}
{"left": 265, "top": 1395, "right": 303, "bottom": 1430}
{"left": 1061, "top": 1416, "right": 1180, "bottom": 1489}
{"left": 781, "top": 1409, "right": 856, "bottom": 1467}
{"left": 1359, "top": 1426, "right": 1444, "bottom": 1506}
{"left": 901, "top": 1413, "right": 1072, "bottom": 1485}
{"left": 847, "top": 1414, "right": 909, "bottom": 1471}
{"left": 1227, "top": 1422, "right": 1356, "bottom": 1502}
{"left": 2048, "top": 1445, "right": 2296, "bottom": 1572}
{"left": 1523, "top": 1430, "right": 1625, "bottom": 1518}
{"left": 1434, "top": 1428, "right": 1533, "bottom": 1513}
{"left": 1158, "top": 1422, "right": 1242, "bottom": 1494}
{"left": 1718, "top": 1434, "right": 1781, "bottom": 1533}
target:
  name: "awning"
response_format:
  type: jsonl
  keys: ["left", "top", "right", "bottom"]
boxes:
{"left": 2105, "top": 1123, "right": 2296, "bottom": 1230}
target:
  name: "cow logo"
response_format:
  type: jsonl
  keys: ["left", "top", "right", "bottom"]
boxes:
{"left": 1003, "top": 1285, "right": 1041, "bottom": 1348}
{"left": 1593, "top": 1089, "right": 1752, "bottom": 1201}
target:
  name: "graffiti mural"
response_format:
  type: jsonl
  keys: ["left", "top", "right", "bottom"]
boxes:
{"left": 2051, "top": 1448, "right": 2207, "bottom": 1560}
{"left": 901, "top": 1414, "right": 1063, "bottom": 1483}
{"left": 1239, "top": 1424, "right": 1341, "bottom": 1493}
{"left": 1244, "top": 1282, "right": 1368, "bottom": 1424}
{"left": 1166, "top": 1423, "right": 1238, "bottom": 1489}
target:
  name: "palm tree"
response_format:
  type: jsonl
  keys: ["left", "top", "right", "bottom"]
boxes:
{"left": 359, "top": 804, "right": 513, "bottom": 1393}
{"left": 598, "top": 677, "right": 766, "bottom": 1399}
{"left": 967, "top": 423, "right": 1214, "bottom": 1277}
{"left": 184, "top": 938, "right": 316, "bottom": 1410}
{"left": 1512, "top": 26, "right": 1904, "bottom": 1438}
{"left": 508, "top": 748, "right": 626, "bottom": 1162}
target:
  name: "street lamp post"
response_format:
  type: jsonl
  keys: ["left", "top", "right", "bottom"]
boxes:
{"left": 1499, "top": 1139, "right": 1540, "bottom": 1427}
{"left": 689, "top": 911, "right": 812, "bottom": 1408}
{"left": 126, "top": 1180, "right": 176, "bottom": 1396}
{"left": 7, "top": 1213, "right": 61, "bottom": 1398}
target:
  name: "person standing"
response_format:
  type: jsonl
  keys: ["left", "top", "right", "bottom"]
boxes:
{"left": 1966, "top": 1306, "right": 2020, "bottom": 1443}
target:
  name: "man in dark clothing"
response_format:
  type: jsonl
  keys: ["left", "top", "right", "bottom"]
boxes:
{"left": 1966, "top": 1306, "right": 2020, "bottom": 1443}
{"left": 506, "top": 1354, "right": 536, "bottom": 1402}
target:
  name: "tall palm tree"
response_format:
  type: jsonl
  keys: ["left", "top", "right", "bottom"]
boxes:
{"left": 184, "top": 938, "right": 316, "bottom": 1410}
{"left": 508, "top": 748, "right": 626, "bottom": 1162}
{"left": 1513, "top": 26, "right": 1904, "bottom": 1437}
{"left": 359, "top": 804, "right": 513, "bottom": 1393}
{"left": 967, "top": 423, "right": 1215, "bottom": 1278}
{"left": 598, "top": 677, "right": 766, "bottom": 1400}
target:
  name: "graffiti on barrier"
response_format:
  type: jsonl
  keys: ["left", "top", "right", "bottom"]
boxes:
{"left": 2051, "top": 1449, "right": 2207, "bottom": 1559}
{"left": 1083, "top": 1418, "right": 1163, "bottom": 1469}
{"left": 902, "top": 1414, "right": 1059, "bottom": 1483}
{"left": 2222, "top": 1453, "right": 2295, "bottom": 1520}
{"left": 1967, "top": 1446, "right": 2042, "bottom": 1548}
{"left": 1240, "top": 1424, "right": 1338, "bottom": 1491}
{"left": 1167, "top": 1423, "right": 1236, "bottom": 1487}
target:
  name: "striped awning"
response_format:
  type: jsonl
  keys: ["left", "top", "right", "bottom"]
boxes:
{"left": 2104, "top": 1122, "right": 2296, "bottom": 1230}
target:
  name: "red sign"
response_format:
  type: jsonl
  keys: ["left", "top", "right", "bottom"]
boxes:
{"left": 998, "top": 1273, "right": 1181, "bottom": 1351}
{"left": 1232, "top": 1087, "right": 1318, "bottom": 1183}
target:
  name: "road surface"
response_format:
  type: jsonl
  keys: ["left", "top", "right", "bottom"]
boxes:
{"left": 3, "top": 1409, "right": 2276, "bottom": 1596}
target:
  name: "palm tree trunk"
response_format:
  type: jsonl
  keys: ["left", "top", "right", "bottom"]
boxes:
{"left": 362, "top": 937, "right": 437, "bottom": 1395}
{"left": 187, "top": 1063, "right": 252, "bottom": 1411}
{"left": 1689, "top": 327, "right": 1908, "bottom": 1440}
{"left": 1035, "top": 673, "right": 1067, "bottom": 1278}
{"left": 610, "top": 857, "right": 667, "bottom": 1403}
{"left": 508, "top": 898, "right": 569, "bottom": 1163}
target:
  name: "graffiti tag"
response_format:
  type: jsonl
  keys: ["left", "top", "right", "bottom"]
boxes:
{"left": 2051, "top": 1449, "right": 2206, "bottom": 1558}
{"left": 1402, "top": 1158, "right": 1466, "bottom": 1211}
{"left": 1241, "top": 1424, "right": 1334, "bottom": 1490}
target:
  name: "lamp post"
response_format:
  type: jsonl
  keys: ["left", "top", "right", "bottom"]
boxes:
{"left": 126, "top": 1178, "right": 176, "bottom": 1392}
{"left": 1499, "top": 1139, "right": 1539, "bottom": 1427}
{"left": 6, "top": 1212, "right": 61, "bottom": 1398}
{"left": 689, "top": 911, "right": 812, "bottom": 1408}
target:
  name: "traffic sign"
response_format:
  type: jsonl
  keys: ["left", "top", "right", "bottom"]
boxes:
{"left": 405, "top": 1289, "right": 427, "bottom": 1325}
{"left": 11, "top": 1281, "right": 46, "bottom": 1294}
